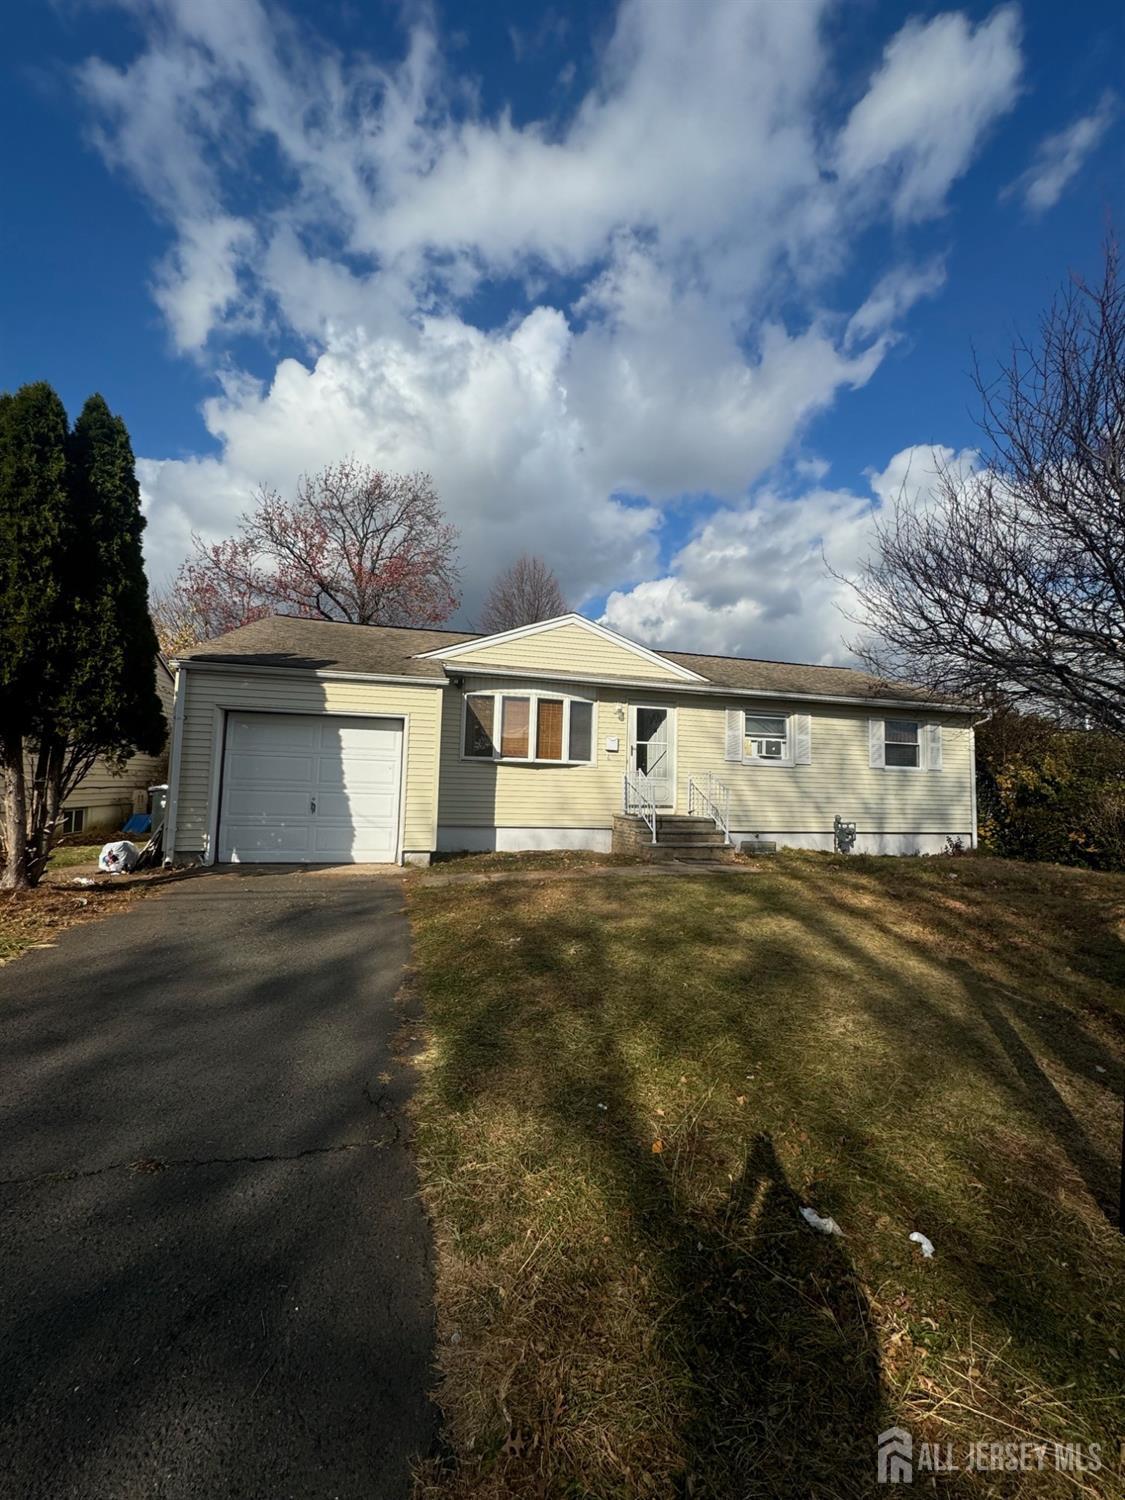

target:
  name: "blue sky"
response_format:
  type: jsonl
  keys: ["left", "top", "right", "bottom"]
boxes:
{"left": 2, "top": 0, "right": 1122, "bottom": 661}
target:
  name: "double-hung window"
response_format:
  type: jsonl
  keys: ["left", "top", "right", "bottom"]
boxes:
{"left": 745, "top": 713, "right": 789, "bottom": 762}
{"left": 463, "top": 691, "right": 595, "bottom": 764}
{"left": 884, "top": 719, "right": 920, "bottom": 768}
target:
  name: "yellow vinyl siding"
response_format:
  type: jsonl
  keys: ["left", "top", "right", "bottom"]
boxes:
{"left": 438, "top": 680, "right": 621, "bottom": 828}
{"left": 62, "top": 660, "right": 174, "bottom": 820}
{"left": 438, "top": 682, "right": 974, "bottom": 836}
{"left": 445, "top": 621, "right": 690, "bottom": 681}
{"left": 173, "top": 671, "right": 443, "bottom": 857}
{"left": 674, "top": 698, "right": 973, "bottom": 834}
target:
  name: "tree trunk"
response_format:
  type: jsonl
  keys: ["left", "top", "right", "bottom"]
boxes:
{"left": 26, "top": 735, "right": 65, "bottom": 888}
{"left": 0, "top": 731, "right": 29, "bottom": 890}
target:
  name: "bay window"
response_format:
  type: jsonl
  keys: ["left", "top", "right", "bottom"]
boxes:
{"left": 463, "top": 690, "right": 595, "bottom": 764}
{"left": 463, "top": 695, "right": 495, "bottom": 758}
{"left": 500, "top": 696, "right": 531, "bottom": 758}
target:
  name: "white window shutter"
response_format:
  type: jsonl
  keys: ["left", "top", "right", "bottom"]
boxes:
{"left": 926, "top": 723, "right": 943, "bottom": 771}
{"left": 869, "top": 718, "right": 885, "bottom": 768}
{"left": 794, "top": 713, "right": 812, "bottom": 764}
{"left": 725, "top": 708, "right": 744, "bottom": 762}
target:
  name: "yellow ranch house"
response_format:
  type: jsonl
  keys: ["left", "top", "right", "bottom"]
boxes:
{"left": 163, "top": 613, "right": 980, "bottom": 866}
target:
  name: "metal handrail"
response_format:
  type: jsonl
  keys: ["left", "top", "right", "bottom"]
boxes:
{"left": 622, "top": 772, "right": 658, "bottom": 843}
{"left": 688, "top": 771, "right": 731, "bottom": 845}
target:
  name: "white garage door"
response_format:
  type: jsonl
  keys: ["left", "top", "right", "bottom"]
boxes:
{"left": 218, "top": 712, "right": 403, "bottom": 863}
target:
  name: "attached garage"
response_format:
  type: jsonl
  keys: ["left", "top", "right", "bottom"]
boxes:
{"left": 218, "top": 712, "right": 403, "bottom": 864}
{"left": 164, "top": 619, "right": 454, "bottom": 867}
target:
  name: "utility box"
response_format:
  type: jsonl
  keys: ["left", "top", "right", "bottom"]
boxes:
{"left": 149, "top": 784, "right": 168, "bottom": 833}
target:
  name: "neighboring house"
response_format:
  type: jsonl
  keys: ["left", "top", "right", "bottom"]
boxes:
{"left": 163, "top": 613, "right": 980, "bottom": 866}
{"left": 59, "top": 657, "right": 174, "bottom": 833}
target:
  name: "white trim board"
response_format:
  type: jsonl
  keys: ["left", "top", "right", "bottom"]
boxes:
{"left": 414, "top": 612, "right": 707, "bottom": 682}
{"left": 731, "top": 830, "right": 971, "bottom": 856}
{"left": 171, "top": 658, "right": 441, "bottom": 688}
{"left": 203, "top": 705, "right": 409, "bottom": 866}
{"left": 437, "top": 825, "right": 613, "bottom": 853}
{"left": 443, "top": 661, "right": 974, "bottom": 714}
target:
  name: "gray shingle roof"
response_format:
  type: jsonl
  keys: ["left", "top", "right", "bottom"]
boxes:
{"left": 182, "top": 615, "right": 475, "bottom": 679}
{"left": 182, "top": 615, "right": 958, "bottom": 707}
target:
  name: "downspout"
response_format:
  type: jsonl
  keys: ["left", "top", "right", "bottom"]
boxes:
{"left": 162, "top": 664, "right": 187, "bottom": 866}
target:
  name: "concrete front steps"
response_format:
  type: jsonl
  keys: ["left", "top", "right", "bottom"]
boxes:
{"left": 612, "top": 813, "right": 734, "bottom": 862}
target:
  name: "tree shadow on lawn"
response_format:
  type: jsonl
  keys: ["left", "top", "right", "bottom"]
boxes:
{"left": 422, "top": 892, "right": 893, "bottom": 1498}
{"left": 786, "top": 867, "right": 1123, "bottom": 1220}
{"left": 415, "top": 864, "right": 1125, "bottom": 1494}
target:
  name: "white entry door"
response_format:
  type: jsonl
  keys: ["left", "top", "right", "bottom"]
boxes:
{"left": 218, "top": 712, "right": 402, "bottom": 863}
{"left": 628, "top": 705, "right": 675, "bottom": 808}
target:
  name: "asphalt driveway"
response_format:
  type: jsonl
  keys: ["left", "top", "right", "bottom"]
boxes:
{"left": 0, "top": 868, "right": 438, "bottom": 1499}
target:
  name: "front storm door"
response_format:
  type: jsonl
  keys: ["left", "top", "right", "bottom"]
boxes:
{"left": 629, "top": 706, "right": 675, "bottom": 808}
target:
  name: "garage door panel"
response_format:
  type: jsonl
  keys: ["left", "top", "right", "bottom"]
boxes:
{"left": 230, "top": 718, "right": 320, "bottom": 752}
{"left": 227, "top": 753, "right": 316, "bottom": 784}
{"left": 218, "top": 712, "right": 402, "bottom": 864}
{"left": 312, "top": 824, "right": 394, "bottom": 858}
{"left": 315, "top": 759, "right": 399, "bottom": 791}
{"left": 222, "top": 788, "right": 314, "bottom": 820}
{"left": 223, "top": 823, "right": 314, "bottom": 855}
{"left": 316, "top": 719, "right": 396, "bottom": 749}
{"left": 312, "top": 791, "right": 396, "bottom": 821}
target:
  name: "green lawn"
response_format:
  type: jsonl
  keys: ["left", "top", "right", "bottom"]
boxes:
{"left": 46, "top": 844, "right": 102, "bottom": 869}
{"left": 408, "top": 853, "right": 1125, "bottom": 1499}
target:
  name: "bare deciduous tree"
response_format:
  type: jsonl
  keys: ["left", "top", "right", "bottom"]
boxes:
{"left": 477, "top": 554, "right": 568, "bottom": 634}
{"left": 159, "top": 460, "right": 460, "bottom": 645}
{"left": 845, "top": 243, "right": 1125, "bottom": 736}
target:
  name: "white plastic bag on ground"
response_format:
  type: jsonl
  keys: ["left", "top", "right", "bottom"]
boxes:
{"left": 800, "top": 1206, "right": 842, "bottom": 1235}
{"left": 909, "top": 1231, "right": 935, "bottom": 1258}
{"left": 98, "top": 841, "right": 139, "bottom": 874}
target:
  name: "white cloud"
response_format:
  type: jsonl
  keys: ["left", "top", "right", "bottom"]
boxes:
{"left": 76, "top": 0, "right": 1024, "bottom": 657}
{"left": 846, "top": 259, "right": 947, "bottom": 345}
{"left": 601, "top": 484, "right": 877, "bottom": 663}
{"left": 836, "top": 7, "right": 1022, "bottom": 221}
{"left": 867, "top": 443, "right": 979, "bottom": 510}
{"left": 601, "top": 444, "right": 985, "bottom": 662}
{"left": 1003, "top": 91, "right": 1117, "bottom": 215}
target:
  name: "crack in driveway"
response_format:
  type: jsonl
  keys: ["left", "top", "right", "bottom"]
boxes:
{"left": 0, "top": 1134, "right": 399, "bottom": 1191}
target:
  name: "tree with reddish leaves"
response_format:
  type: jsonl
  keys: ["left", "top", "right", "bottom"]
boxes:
{"left": 156, "top": 461, "right": 460, "bottom": 649}
{"left": 477, "top": 554, "right": 568, "bottom": 634}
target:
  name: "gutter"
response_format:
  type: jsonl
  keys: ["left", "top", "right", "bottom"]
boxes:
{"left": 441, "top": 662, "right": 979, "bottom": 716}
{"left": 171, "top": 658, "right": 443, "bottom": 688}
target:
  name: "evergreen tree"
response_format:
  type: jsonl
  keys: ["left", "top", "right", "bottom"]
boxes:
{"left": 0, "top": 383, "right": 72, "bottom": 889}
{"left": 0, "top": 385, "right": 164, "bottom": 888}
{"left": 66, "top": 394, "right": 164, "bottom": 754}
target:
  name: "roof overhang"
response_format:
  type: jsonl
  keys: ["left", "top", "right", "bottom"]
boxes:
{"left": 171, "top": 658, "right": 442, "bottom": 687}
{"left": 440, "top": 661, "right": 976, "bottom": 714}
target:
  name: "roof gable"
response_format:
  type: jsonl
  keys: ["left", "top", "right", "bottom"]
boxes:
{"left": 415, "top": 613, "right": 706, "bottom": 682}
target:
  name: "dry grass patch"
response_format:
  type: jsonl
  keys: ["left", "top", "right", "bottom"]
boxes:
{"left": 0, "top": 882, "right": 144, "bottom": 964}
{"left": 423, "top": 849, "right": 653, "bottom": 875}
{"left": 408, "top": 854, "right": 1125, "bottom": 1498}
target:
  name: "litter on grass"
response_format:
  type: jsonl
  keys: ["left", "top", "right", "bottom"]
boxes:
{"left": 909, "top": 1231, "right": 935, "bottom": 1258}
{"left": 71, "top": 877, "right": 97, "bottom": 888}
{"left": 98, "top": 841, "right": 138, "bottom": 874}
{"left": 800, "top": 1206, "right": 842, "bottom": 1235}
